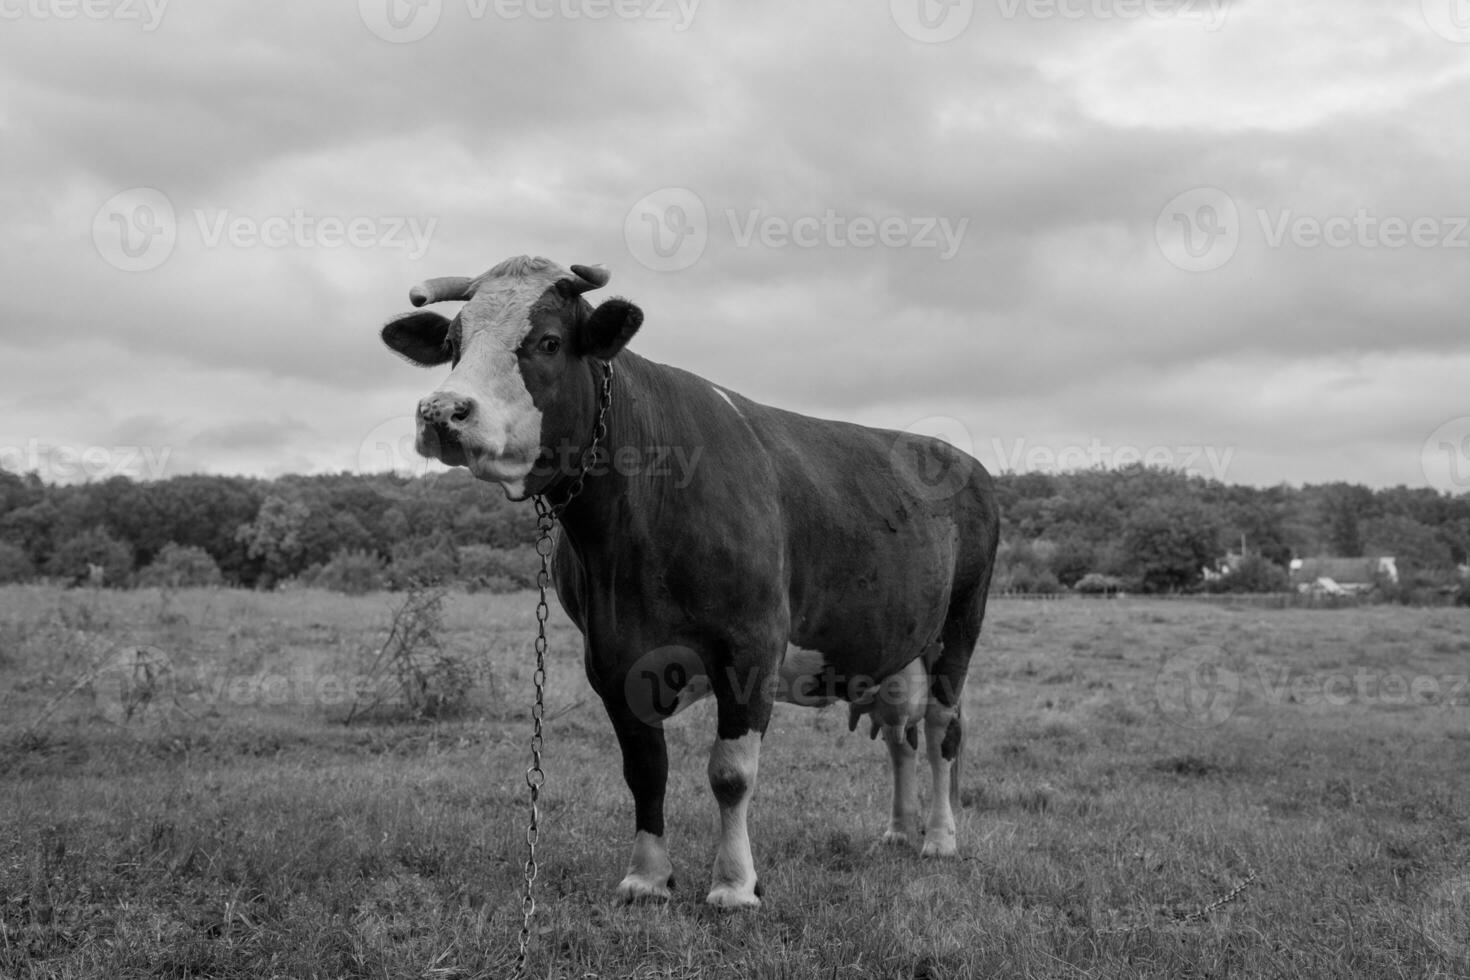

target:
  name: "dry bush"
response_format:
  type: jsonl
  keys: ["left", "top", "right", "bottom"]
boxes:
{"left": 346, "top": 584, "right": 474, "bottom": 723}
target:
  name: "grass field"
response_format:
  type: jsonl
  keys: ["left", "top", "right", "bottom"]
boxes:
{"left": 1, "top": 585, "right": 1467, "bottom": 979}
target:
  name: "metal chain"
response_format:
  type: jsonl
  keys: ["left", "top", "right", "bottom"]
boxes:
{"left": 1094, "top": 867, "right": 1261, "bottom": 936}
{"left": 513, "top": 359, "right": 613, "bottom": 977}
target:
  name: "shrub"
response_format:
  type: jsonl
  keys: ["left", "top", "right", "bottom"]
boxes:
{"left": 314, "top": 549, "right": 387, "bottom": 595}
{"left": 457, "top": 544, "right": 539, "bottom": 593}
{"left": 1074, "top": 573, "right": 1125, "bottom": 595}
{"left": 1204, "top": 554, "right": 1291, "bottom": 594}
{"left": 0, "top": 542, "right": 34, "bottom": 584}
{"left": 388, "top": 536, "right": 458, "bottom": 589}
{"left": 45, "top": 527, "right": 134, "bottom": 587}
{"left": 136, "top": 543, "right": 224, "bottom": 588}
{"left": 347, "top": 584, "right": 474, "bottom": 722}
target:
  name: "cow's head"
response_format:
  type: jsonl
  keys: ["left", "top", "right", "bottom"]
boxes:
{"left": 381, "top": 255, "right": 642, "bottom": 499}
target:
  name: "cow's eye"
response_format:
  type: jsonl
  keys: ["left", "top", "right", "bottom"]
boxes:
{"left": 537, "top": 335, "right": 562, "bottom": 355}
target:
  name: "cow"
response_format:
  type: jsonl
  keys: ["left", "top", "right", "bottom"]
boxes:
{"left": 380, "top": 255, "right": 999, "bottom": 908}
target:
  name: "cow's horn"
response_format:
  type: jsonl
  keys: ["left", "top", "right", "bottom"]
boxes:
{"left": 409, "top": 276, "right": 478, "bottom": 307}
{"left": 558, "top": 264, "right": 611, "bottom": 297}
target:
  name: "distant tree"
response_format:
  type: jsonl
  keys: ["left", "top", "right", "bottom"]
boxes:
{"left": 457, "top": 544, "right": 539, "bottom": 592}
{"left": 236, "top": 494, "right": 310, "bottom": 586}
{"left": 1122, "top": 499, "right": 1221, "bottom": 593}
{"left": 46, "top": 527, "right": 134, "bottom": 586}
{"left": 312, "top": 549, "right": 387, "bottom": 595}
{"left": 0, "top": 541, "right": 34, "bottom": 584}
{"left": 0, "top": 499, "right": 58, "bottom": 568}
{"left": 1204, "top": 554, "right": 1291, "bottom": 593}
{"left": 1047, "top": 536, "right": 1095, "bottom": 587}
{"left": 136, "top": 542, "right": 224, "bottom": 588}
{"left": 1320, "top": 483, "right": 1376, "bottom": 557}
{"left": 389, "top": 535, "right": 458, "bottom": 589}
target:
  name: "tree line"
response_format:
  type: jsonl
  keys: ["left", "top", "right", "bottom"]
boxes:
{"left": 0, "top": 464, "right": 1467, "bottom": 599}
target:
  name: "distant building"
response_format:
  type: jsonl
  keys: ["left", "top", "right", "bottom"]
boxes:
{"left": 1289, "top": 556, "right": 1397, "bottom": 595}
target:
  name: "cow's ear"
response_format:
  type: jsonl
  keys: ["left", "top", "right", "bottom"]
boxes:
{"left": 382, "top": 311, "right": 453, "bottom": 366}
{"left": 580, "top": 297, "right": 642, "bottom": 360}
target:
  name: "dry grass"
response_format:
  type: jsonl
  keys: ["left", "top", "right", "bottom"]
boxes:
{"left": 1, "top": 585, "right": 1467, "bottom": 978}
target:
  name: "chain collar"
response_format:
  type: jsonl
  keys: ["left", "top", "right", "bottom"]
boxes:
{"left": 515, "top": 357, "right": 612, "bottom": 976}
{"left": 532, "top": 357, "right": 614, "bottom": 522}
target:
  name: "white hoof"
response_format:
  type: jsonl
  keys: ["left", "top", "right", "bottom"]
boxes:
{"left": 920, "top": 832, "right": 958, "bottom": 859}
{"left": 705, "top": 882, "right": 761, "bottom": 909}
{"left": 616, "top": 872, "right": 672, "bottom": 903}
{"left": 881, "top": 829, "right": 915, "bottom": 848}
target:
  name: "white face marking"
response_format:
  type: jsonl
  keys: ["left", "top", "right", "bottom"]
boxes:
{"left": 427, "top": 267, "right": 566, "bottom": 491}
{"left": 710, "top": 386, "right": 742, "bottom": 416}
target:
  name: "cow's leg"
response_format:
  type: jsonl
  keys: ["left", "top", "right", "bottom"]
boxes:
{"left": 921, "top": 699, "right": 961, "bottom": 858}
{"left": 870, "top": 658, "right": 927, "bottom": 848}
{"left": 921, "top": 587, "right": 986, "bottom": 859}
{"left": 705, "top": 663, "right": 773, "bottom": 909}
{"left": 881, "top": 722, "right": 921, "bottom": 846}
{"left": 609, "top": 709, "right": 675, "bottom": 901}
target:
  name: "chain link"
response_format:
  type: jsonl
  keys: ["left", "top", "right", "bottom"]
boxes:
{"left": 513, "top": 358, "right": 613, "bottom": 977}
{"left": 1094, "top": 867, "right": 1261, "bottom": 936}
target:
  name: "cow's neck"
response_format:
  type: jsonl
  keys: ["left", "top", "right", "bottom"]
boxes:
{"left": 554, "top": 350, "right": 668, "bottom": 556}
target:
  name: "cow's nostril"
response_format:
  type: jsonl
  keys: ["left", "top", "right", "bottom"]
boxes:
{"left": 450, "top": 399, "right": 473, "bottom": 423}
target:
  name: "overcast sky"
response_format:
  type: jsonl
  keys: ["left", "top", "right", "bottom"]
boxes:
{"left": 2, "top": 0, "right": 1468, "bottom": 492}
